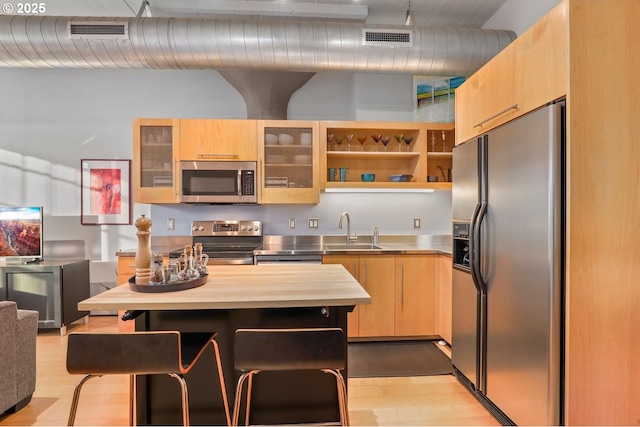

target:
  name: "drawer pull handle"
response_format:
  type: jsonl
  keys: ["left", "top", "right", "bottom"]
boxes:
{"left": 473, "top": 104, "right": 519, "bottom": 128}
{"left": 196, "top": 154, "right": 239, "bottom": 159}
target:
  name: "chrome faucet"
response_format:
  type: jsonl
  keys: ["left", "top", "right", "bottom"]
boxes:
{"left": 338, "top": 212, "right": 357, "bottom": 244}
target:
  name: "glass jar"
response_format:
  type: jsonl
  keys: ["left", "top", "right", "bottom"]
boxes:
{"left": 194, "top": 243, "right": 209, "bottom": 275}
{"left": 178, "top": 245, "right": 200, "bottom": 281}
{"left": 150, "top": 252, "right": 164, "bottom": 284}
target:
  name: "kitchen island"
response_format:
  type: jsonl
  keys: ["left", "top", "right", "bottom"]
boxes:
{"left": 78, "top": 264, "right": 370, "bottom": 426}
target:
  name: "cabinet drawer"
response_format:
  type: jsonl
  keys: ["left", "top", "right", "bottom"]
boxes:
{"left": 117, "top": 256, "right": 136, "bottom": 276}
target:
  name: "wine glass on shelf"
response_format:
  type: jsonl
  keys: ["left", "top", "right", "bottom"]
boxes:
{"left": 442, "top": 130, "right": 447, "bottom": 152}
{"left": 327, "top": 133, "right": 334, "bottom": 151}
{"left": 393, "top": 134, "right": 404, "bottom": 152}
{"left": 403, "top": 135, "right": 414, "bottom": 152}
{"left": 335, "top": 136, "right": 344, "bottom": 151}
{"left": 371, "top": 134, "right": 382, "bottom": 152}
{"left": 430, "top": 131, "right": 437, "bottom": 152}
{"left": 357, "top": 135, "right": 367, "bottom": 151}
{"left": 345, "top": 134, "right": 354, "bottom": 151}
{"left": 381, "top": 135, "right": 391, "bottom": 152}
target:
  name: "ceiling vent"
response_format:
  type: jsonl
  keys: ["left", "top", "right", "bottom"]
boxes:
{"left": 67, "top": 21, "right": 129, "bottom": 40}
{"left": 362, "top": 29, "right": 413, "bottom": 47}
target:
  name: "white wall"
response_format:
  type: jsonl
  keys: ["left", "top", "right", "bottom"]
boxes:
{"left": 150, "top": 191, "right": 451, "bottom": 238}
{"left": 483, "top": 0, "right": 562, "bottom": 35}
{"left": 0, "top": 67, "right": 444, "bottom": 266}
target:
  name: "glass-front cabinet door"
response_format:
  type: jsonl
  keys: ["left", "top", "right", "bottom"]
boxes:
{"left": 133, "top": 118, "right": 179, "bottom": 203}
{"left": 258, "top": 120, "right": 320, "bottom": 204}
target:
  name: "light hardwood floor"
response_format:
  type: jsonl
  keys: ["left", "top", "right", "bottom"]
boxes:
{"left": 0, "top": 316, "right": 499, "bottom": 426}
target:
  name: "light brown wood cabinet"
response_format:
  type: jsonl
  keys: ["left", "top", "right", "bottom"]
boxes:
{"left": 133, "top": 118, "right": 258, "bottom": 203}
{"left": 455, "top": 2, "right": 567, "bottom": 144}
{"left": 394, "top": 254, "right": 436, "bottom": 336}
{"left": 133, "top": 118, "right": 180, "bottom": 204}
{"left": 116, "top": 256, "right": 136, "bottom": 332}
{"left": 323, "top": 254, "right": 395, "bottom": 338}
{"left": 324, "top": 253, "right": 445, "bottom": 339}
{"left": 178, "top": 119, "right": 257, "bottom": 161}
{"left": 326, "top": 255, "right": 360, "bottom": 337}
{"left": 456, "top": 1, "right": 640, "bottom": 423}
{"left": 436, "top": 254, "right": 452, "bottom": 344}
{"left": 258, "top": 120, "right": 320, "bottom": 204}
{"left": 134, "top": 118, "right": 456, "bottom": 204}
{"left": 320, "top": 121, "right": 454, "bottom": 190}
{"left": 357, "top": 255, "right": 395, "bottom": 337}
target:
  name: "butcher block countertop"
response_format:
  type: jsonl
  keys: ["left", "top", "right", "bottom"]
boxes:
{"left": 78, "top": 264, "right": 371, "bottom": 312}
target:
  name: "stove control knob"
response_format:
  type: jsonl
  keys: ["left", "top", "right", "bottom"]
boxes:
{"left": 192, "top": 225, "right": 198, "bottom": 232}
{"left": 198, "top": 226, "right": 205, "bottom": 231}
{"left": 254, "top": 225, "right": 259, "bottom": 232}
{"left": 240, "top": 225, "right": 246, "bottom": 232}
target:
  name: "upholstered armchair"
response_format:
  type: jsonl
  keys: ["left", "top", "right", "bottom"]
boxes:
{"left": 0, "top": 301, "right": 38, "bottom": 414}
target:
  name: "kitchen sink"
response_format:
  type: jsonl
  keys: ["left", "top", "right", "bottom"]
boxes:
{"left": 325, "top": 243, "right": 383, "bottom": 250}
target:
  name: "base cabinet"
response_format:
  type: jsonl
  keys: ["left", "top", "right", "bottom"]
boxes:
{"left": 0, "top": 260, "right": 90, "bottom": 333}
{"left": 436, "top": 254, "right": 452, "bottom": 344}
{"left": 357, "top": 255, "right": 395, "bottom": 337}
{"left": 394, "top": 255, "right": 436, "bottom": 336}
{"left": 116, "top": 256, "right": 136, "bottom": 332}
{"left": 324, "top": 253, "right": 441, "bottom": 339}
{"left": 323, "top": 255, "right": 394, "bottom": 338}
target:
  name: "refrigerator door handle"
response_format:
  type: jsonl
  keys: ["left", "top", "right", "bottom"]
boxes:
{"left": 472, "top": 201, "right": 488, "bottom": 293}
{"left": 469, "top": 202, "right": 482, "bottom": 292}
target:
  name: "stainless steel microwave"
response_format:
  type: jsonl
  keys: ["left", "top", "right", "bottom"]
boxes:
{"left": 179, "top": 161, "right": 257, "bottom": 204}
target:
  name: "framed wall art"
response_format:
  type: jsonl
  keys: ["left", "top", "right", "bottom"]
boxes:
{"left": 80, "top": 159, "right": 131, "bottom": 225}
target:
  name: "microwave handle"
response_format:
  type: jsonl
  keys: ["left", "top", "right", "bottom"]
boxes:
{"left": 237, "top": 170, "right": 242, "bottom": 196}
{"left": 196, "top": 153, "right": 240, "bottom": 159}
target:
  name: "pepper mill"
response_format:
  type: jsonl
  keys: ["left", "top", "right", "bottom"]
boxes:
{"left": 135, "top": 214, "right": 152, "bottom": 285}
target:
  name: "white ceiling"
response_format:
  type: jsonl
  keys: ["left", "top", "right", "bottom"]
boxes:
{"left": 36, "top": 0, "right": 508, "bottom": 28}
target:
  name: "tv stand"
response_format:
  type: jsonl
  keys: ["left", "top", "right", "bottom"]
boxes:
{"left": 0, "top": 259, "right": 90, "bottom": 335}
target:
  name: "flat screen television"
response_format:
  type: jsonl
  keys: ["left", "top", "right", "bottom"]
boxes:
{"left": 0, "top": 206, "right": 43, "bottom": 263}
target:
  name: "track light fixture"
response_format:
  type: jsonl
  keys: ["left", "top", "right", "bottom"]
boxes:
{"left": 405, "top": 1, "right": 414, "bottom": 25}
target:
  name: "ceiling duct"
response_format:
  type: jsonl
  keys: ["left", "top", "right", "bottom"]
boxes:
{"left": 0, "top": 15, "right": 516, "bottom": 76}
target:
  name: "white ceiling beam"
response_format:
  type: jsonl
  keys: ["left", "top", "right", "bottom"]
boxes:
{"left": 149, "top": 0, "right": 368, "bottom": 20}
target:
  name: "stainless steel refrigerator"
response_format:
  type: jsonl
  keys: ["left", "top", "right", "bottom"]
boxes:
{"left": 451, "top": 102, "right": 564, "bottom": 426}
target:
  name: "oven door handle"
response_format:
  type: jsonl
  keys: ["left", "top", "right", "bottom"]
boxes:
{"left": 208, "top": 257, "right": 255, "bottom": 266}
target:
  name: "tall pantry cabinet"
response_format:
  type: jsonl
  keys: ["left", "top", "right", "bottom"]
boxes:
{"left": 455, "top": 1, "right": 640, "bottom": 424}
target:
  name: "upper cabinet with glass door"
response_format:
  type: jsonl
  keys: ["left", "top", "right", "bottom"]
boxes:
{"left": 133, "top": 118, "right": 180, "bottom": 203}
{"left": 258, "top": 120, "right": 320, "bottom": 204}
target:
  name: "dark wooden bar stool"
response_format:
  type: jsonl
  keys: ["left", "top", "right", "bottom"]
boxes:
{"left": 66, "top": 331, "right": 231, "bottom": 426}
{"left": 232, "top": 327, "right": 349, "bottom": 426}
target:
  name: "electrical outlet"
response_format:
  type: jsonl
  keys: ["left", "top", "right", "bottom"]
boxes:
{"left": 413, "top": 217, "right": 421, "bottom": 229}
{"left": 167, "top": 218, "right": 175, "bottom": 230}
{"left": 308, "top": 218, "right": 319, "bottom": 229}
{"left": 289, "top": 218, "right": 296, "bottom": 229}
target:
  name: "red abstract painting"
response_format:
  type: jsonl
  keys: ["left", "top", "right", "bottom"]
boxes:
{"left": 89, "top": 168, "right": 122, "bottom": 215}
